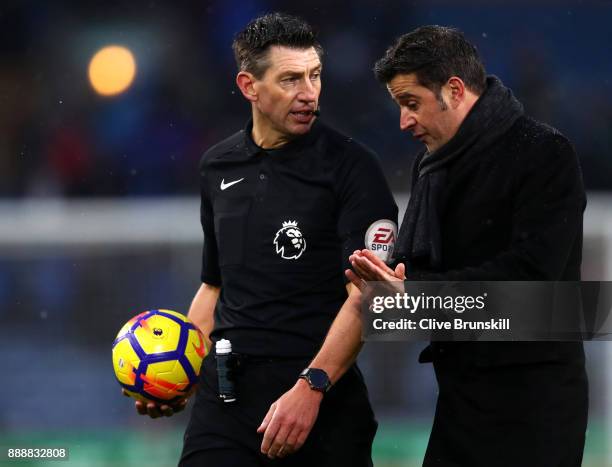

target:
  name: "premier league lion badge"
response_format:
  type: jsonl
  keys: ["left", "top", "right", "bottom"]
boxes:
{"left": 273, "top": 220, "right": 306, "bottom": 260}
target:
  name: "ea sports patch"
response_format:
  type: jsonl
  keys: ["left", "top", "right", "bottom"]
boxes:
{"left": 364, "top": 219, "right": 397, "bottom": 264}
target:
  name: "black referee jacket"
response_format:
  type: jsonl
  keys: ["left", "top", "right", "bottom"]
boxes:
{"left": 198, "top": 119, "right": 397, "bottom": 357}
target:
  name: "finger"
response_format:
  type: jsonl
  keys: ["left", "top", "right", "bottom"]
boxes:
{"left": 353, "top": 256, "right": 383, "bottom": 281}
{"left": 295, "top": 428, "right": 312, "bottom": 451}
{"left": 160, "top": 404, "right": 173, "bottom": 417}
{"left": 257, "top": 402, "right": 276, "bottom": 434}
{"left": 260, "top": 417, "right": 281, "bottom": 455}
{"left": 172, "top": 399, "right": 188, "bottom": 413}
{"left": 362, "top": 249, "right": 395, "bottom": 275}
{"left": 349, "top": 251, "right": 363, "bottom": 260}
{"left": 349, "top": 249, "right": 367, "bottom": 264}
{"left": 351, "top": 257, "right": 374, "bottom": 280}
{"left": 135, "top": 400, "right": 147, "bottom": 416}
{"left": 345, "top": 269, "right": 365, "bottom": 291}
{"left": 281, "top": 427, "right": 301, "bottom": 457}
{"left": 353, "top": 252, "right": 381, "bottom": 273}
{"left": 267, "top": 423, "right": 292, "bottom": 459}
{"left": 146, "top": 402, "right": 162, "bottom": 418}
{"left": 356, "top": 254, "right": 396, "bottom": 281}
{"left": 348, "top": 257, "right": 364, "bottom": 277}
{"left": 395, "top": 262, "right": 406, "bottom": 280}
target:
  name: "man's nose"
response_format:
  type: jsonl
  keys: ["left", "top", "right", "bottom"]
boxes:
{"left": 297, "top": 78, "right": 317, "bottom": 102}
{"left": 400, "top": 107, "right": 416, "bottom": 131}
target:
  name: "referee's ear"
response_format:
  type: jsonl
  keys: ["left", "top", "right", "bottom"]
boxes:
{"left": 236, "top": 72, "right": 258, "bottom": 103}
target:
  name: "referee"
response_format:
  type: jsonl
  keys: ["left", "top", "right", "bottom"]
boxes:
{"left": 130, "top": 13, "right": 397, "bottom": 466}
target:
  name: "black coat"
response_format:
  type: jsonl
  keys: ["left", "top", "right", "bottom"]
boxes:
{"left": 406, "top": 116, "right": 588, "bottom": 467}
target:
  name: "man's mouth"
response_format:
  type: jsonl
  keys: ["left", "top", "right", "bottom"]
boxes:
{"left": 290, "top": 110, "right": 315, "bottom": 123}
{"left": 291, "top": 110, "right": 314, "bottom": 116}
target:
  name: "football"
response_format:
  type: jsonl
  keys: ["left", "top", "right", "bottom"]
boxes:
{"left": 112, "top": 309, "right": 207, "bottom": 404}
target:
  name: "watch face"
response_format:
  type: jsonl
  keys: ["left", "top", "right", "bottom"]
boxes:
{"left": 308, "top": 369, "right": 329, "bottom": 389}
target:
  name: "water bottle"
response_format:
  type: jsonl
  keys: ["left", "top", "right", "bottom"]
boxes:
{"left": 215, "top": 339, "right": 236, "bottom": 403}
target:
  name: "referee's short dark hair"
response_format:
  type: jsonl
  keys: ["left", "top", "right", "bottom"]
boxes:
{"left": 374, "top": 25, "right": 486, "bottom": 95}
{"left": 232, "top": 13, "right": 323, "bottom": 79}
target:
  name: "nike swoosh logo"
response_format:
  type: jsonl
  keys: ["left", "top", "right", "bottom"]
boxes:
{"left": 220, "top": 178, "right": 244, "bottom": 190}
{"left": 140, "top": 373, "right": 188, "bottom": 399}
{"left": 192, "top": 332, "right": 206, "bottom": 358}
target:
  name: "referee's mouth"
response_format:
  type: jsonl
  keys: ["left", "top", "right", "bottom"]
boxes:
{"left": 290, "top": 109, "right": 316, "bottom": 124}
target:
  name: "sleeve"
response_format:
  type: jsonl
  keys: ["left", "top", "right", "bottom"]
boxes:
{"left": 406, "top": 135, "right": 586, "bottom": 281}
{"left": 199, "top": 159, "right": 222, "bottom": 286}
{"left": 336, "top": 145, "right": 398, "bottom": 276}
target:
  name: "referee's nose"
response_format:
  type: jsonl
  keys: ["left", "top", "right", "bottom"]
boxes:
{"left": 297, "top": 78, "right": 318, "bottom": 104}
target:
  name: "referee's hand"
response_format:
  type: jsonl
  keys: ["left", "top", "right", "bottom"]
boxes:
{"left": 257, "top": 379, "right": 323, "bottom": 459}
{"left": 122, "top": 388, "right": 192, "bottom": 418}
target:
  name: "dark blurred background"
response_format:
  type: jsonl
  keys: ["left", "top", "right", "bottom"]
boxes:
{"left": 1, "top": 1, "right": 611, "bottom": 466}
{"left": 2, "top": 0, "right": 612, "bottom": 197}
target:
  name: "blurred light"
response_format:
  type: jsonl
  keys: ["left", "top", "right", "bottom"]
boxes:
{"left": 88, "top": 45, "right": 137, "bottom": 96}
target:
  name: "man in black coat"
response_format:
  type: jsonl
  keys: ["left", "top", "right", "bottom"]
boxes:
{"left": 347, "top": 26, "right": 588, "bottom": 467}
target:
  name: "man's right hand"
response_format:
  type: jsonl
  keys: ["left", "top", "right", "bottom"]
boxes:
{"left": 346, "top": 249, "right": 406, "bottom": 291}
{"left": 122, "top": 388, "right": 190, "bottom": 418}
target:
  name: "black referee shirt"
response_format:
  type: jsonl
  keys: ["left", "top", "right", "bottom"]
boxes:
{"left": 199, "top": 119, "right": 397, "bottom": 357}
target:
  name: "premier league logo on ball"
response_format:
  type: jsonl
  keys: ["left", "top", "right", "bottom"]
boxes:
{"left": 273, "top": 220, "right": 306, "bottom": 260}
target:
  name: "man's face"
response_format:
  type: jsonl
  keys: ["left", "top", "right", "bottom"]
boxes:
{"left": 252, "top": 46, "right": 321, "bottom": 138}
{"left": 387, "top": 73, "right": 459, "bottom": 153}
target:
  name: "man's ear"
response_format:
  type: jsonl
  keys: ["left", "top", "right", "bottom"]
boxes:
{"left": 236, "top": 71, "right": 258, "bottom": 102}
{"left": 446, "top": 76, "right": 466, "bottom": 108}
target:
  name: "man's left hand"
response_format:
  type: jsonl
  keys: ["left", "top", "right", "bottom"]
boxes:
{"left": 257, "top": 378, "right": 323, "bottom": 459}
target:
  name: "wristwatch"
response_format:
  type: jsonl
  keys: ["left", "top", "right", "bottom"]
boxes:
{"left": 299, "top": 368, "right": 331, "bottom": 393}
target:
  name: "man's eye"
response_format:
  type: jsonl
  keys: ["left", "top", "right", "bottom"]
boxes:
{"left": 282, "top": 77, "right": 298, "bottom": 84}
{"left": 407, "top": 102, "right": 419, "bottom": 111}
{"left": 310, "top": 73, "right": 321, "bottom": 81}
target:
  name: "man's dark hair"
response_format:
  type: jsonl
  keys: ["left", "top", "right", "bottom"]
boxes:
{"left": 232, "top": 13, "right": 323, "bottom": 79}
{"left": 374, "top": 25, "right": 486, "bottom": 96}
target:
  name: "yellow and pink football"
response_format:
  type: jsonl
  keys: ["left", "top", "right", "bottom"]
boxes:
{"left": 112, "top": 309, "right": 207, "bottom": 404}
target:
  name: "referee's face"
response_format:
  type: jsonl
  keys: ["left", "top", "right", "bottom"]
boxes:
{"left": 251, "top": 46, "right": 321, "bottom": 142}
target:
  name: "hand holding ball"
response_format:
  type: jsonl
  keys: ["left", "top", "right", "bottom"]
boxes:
{"left": 112, "top": 309, "right": 207, "bottom": 413}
